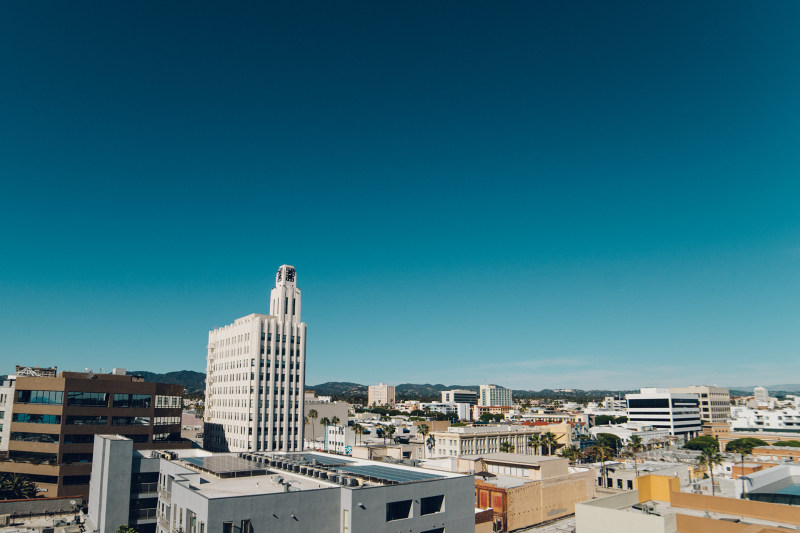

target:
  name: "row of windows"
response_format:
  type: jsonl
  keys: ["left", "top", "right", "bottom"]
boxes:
{"left": 11, "top": 431, "right": 59, "bottom": 444}
{"left": 13, "top": 413, "right": 61, "bottom": 424}
{"left": 155, "top": 395, "right": 182, "bottom": 408}
{"left": 385, "top": 496, "right": 444, "bottom": 521}
{"left": 17, "top": 390, "right": 63, "bottom": 405}
{"left": 154, "top": 416, "right": 180, "bottom": 426}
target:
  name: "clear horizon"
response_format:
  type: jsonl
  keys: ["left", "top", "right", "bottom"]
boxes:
{"left": 1, "top": 2, "right": 798, "bottom": 389}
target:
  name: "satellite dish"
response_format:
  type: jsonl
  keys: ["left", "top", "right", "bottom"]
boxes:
{"left": 70, "top": 500, "right": 77, "bottom": 506}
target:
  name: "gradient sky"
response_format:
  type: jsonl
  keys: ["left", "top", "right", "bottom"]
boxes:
{"left": 1, "top": 1, "right": 799, "bottom": 389}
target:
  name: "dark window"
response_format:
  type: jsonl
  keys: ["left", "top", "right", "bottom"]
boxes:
{"left": 67, "top": 391, "right": 109, "bottom": 407}
{"left": 9, "top": 451, "right": 58, "bottom": 463}
{"left": 16, "top": 390, "right": 63, "bottom": 405}
{"left": 63, "top": 453, "right": 93, "bottom": 463}
{"left": 24, "top": 474, "right": 59, "bottom": 484}
{"left": 66, "top": 415, "right": 107, "bottom": 425}
{"left": 63, "top": 475, "right": 92, "bottom": 485}
{"left": 112, "top": 416, "right": 151, "bottom": 426}
{"left": 421, "top": 495, "right": 444, "bottom": 515}
{"left": 123, "top": 434, "right": 149, "bottom": 443}
{"left": 386, "top": 500, "right": 412, "bottom": 521}
{"left": 627, "top": 399, "right": 669, "bottom": 409}
{"left": 113, "top": 394, "right": 152, "bottom": 408}
{"left": 672, "top": 398, "right": 699, "bottom": 407}
{"left": 13, "top": 413, "right": 61, "bottom": 424}
{"left": 11, "top": 432, "right": 59, "bottom": 444}
{"left": 421, "top": 529, "right": 444, "bottom": 533}
{"left": 627, "top": 480, "right": 634, "bottom": 490}
{"left": 64, "top": 434, "right": 96, "bottom": 444}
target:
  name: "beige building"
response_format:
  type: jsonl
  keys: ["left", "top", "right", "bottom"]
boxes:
{"left": 367, "top": 383, "right": 395, "bottom": 407}
{"left": 575, "top": 475, "right": 800, "bottom": 533}
{"left": 462, "top": 453, "right": 594, "bottom": 531}
{"left": 431, "top": 423, "right": 572, "bottom": 457}
{"left": 670, "top": 385, "right": 731, "bottom": 423}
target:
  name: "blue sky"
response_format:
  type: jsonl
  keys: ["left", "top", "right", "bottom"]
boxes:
{"left": 1, "top": 1, "right": 798, "bottom": 389}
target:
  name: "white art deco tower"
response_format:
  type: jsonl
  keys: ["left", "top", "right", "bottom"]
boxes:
{"left": 204, "top": 265, "right": 307, "bottom": 452}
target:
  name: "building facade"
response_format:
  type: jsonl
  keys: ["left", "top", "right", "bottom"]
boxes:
{"left": 431, "top": 423, "right": 573, "bottom": 457}
{"left": 1, "top": 370, "right": 185, "bottom": 498}
{"left": 0, "top": 376, "right": 15, "bottom": 453}
{"left": 626, "top": 388, "right": 701, "bottom": 439}
{"left": 367, "top": 383, "right": 395, "bottom": 407}
{"left": 670, "top": 386, "right": 730, "bottom": 423}
{"left": 87, "top": 436, "right": 476, "bottom": 533}
{"left": 205, "top": 265, "right": 307, "bottom": 453}
{"left": 441, "top": 389, "right": 478, "bottom": 405}
{"left": 479, "top": 384, "right": 513, "bottom": 407}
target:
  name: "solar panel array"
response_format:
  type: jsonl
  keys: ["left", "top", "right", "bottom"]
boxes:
{"left": 299, "top": 453, "right": 354, "bottom": 466}
{"left": 335, "top": 465, "right": 443, "bottom": 483}
{"left": 183, "top": 455, "right": 268, "bottom": 478}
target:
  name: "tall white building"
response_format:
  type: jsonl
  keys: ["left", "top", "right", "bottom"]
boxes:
{"left": 479, "top": 384, "right": 513, "bottom": 406}
{"left": 204, "top": 265, "right": 307, "bottom": 452}
{"left": 626, "top": 388, "right": 701, "bottom": 439}
{"left": 754, "top": 386, "right": 769, "bottom": 403}
{"left": 368, "top": 383, "right": 395, "bottom": 407}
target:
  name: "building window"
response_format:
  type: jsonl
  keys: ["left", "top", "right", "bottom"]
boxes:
{"left": 68, "top": 391, "right": 109, "bottom": 407}
{"left": 112, "top": 416, "right": 151, "bottom": 426}
{"left": 66, "top": 415, "right": 107, "bottom": 425}
{"left": 386, "top": 500, "right": 412, "bottom": 521}
{"left": 16, "top": 390, "right": 63, "bottom": 405}
{"left": 421, "top": 495, "right": 444, "bottom": 515}
{"left": 12, "top": 413, "right": 61, "bottom": 424}
{"left": 11, "top": 432, "right": 59, "bottom": 444}
{"left": 113, "top": 394, "right": 152, "bottom": 408}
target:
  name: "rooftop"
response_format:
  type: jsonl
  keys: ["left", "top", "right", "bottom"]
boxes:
{"left": 460, "top": 453, "right": 564, "bottom": 466}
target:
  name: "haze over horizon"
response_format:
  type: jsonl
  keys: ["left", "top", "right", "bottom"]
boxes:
{"left": 1, "top": 1, "right": 799, "bottom": 390}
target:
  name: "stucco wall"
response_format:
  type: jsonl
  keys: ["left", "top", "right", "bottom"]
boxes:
{"left": 575, "top": 491, "right": 678, "bottom": 533}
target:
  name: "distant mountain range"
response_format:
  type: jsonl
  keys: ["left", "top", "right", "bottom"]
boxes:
{"left": 126, "top": 370, "right": 207, "bottom": 395}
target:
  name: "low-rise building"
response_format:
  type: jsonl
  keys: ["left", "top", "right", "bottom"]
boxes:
{"left": 431, "top": 423, "right": 572, "bottom": 458}
{"left": 576, "top": 474, "right": 800, "bottom": 533}
{"left": 589, "top": 422, "right": 671, "bottom": 447}
{"left": 473, "top": 405, "right": 514, "bottom": 420}
{"left": 463, "top": 453, "right": 594, "bottom": 531}
{"left": 751, "top": 445, "right": 800, "bottom": 464}
{"left": 441, "top": 389, "right": 478, "bottom": 405}
{"left": 587, "top": 461, "right": 690, "bottom": 491}
{"left": 87, "top": 436, "right": 476, "bottom": 533}
{"left": 1, "top": 369, "right": 187, "bottom": 498}
{"left": 730, "top": 405, "right": 800, "bottom": 432}
{"left": 325, "top": 424, "right": 356, "bottom": 455}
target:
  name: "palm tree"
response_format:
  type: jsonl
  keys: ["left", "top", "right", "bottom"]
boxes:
{"left": 499, "top": 441, "right": 515, "bottom": 453}
{"left": 418, "top": 424, "right": 430, "bottom": 458}
{"left": 559, "top": 445, "right": 581, "bottom": 464}
{"left": 0, "top": 472, "right": 38, "bottom": 500}
{"left": 330, "top": 416, "right": 340, "bottom": 426}
{"left": 542, "top": 431, "right": 562, "bottom": 456}
{"left": 426, "top": 434, "right": 436, "bottom": 457}
{"left": 626, "top": 435, "right": 644, "bottom": 477}
{"left": 320, "top": 417, "right": 331, "bottom": 428}
{"left": 308, "top": 409, "right": 319, "bottom": 445}
{"left": 593, "top": 444, "right": 613, "bottom": 489}
{"left": 354, "top": 423, "right": 365, "bottom": 445}
{"left": 726, "top": 438, "right": 765, "bottom": 499}
{"left": 698, "top": 447, "right": 724, "bottom": 496}
{"left": 528, "top": 434, "right": 542, "bottom": 455}
{"left": 384, "top": 425, "right": 396, "bottom": 444}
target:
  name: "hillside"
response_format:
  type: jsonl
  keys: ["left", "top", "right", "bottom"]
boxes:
{"left": 127, "top": 370, "right": 206, "bottom": 395}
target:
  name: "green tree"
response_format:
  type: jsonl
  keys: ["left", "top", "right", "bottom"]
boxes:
{"left": 684, "top": 435, "right": 719, "bottom": 452}
{"left": 418, "top": 424, "right": 430, "bottom": 457}
{"left": 319, "top": 417, "right": 331, "bottom": 428}
{"left": 596, "top": 433, "right": 622, "bottom": 455}
{"left": 330, "top": 416, "right": 340, "bottom": 426}
{"left": 589, "top": 444, "right": 614, "bottom": 488}
{"left": 115, "top": 526, "right": 139, "bottom": 533}
{"left": 384, "top": 425, "right": 396, "bottom": 444}
{"left": 542, "top": 431, "right": 563, "bottom": 455}
{"left": 426, "top": 434, "right": 436, "bottom": 456}
{"left": 479, "top": 413, "right": 495, "bottom": 423}
{"left": 354, "top": 423, "right": 365, "bottom": 445}
{"left": 697, "top": 447, "right": 723, "bottom": 496}
{"left": 559, "top": 444, "right": 582, "bottom": 464}
{"left": 726, "top": 438, "right": 767, "bottom": 499}
{"left": 528, "top": 434, "right": 542, "bottom": 455}
{"left": 499, "top": 441, "right": 515, "bottom": 453}
{"left": 307, "top": 409, "right": 319, "bottom": 444}
{"left": 625, "top": 435, "right": 644, "bottom": 477}
{"left": 0, "top": 472, "right": 38, "bottom": 500}
{"left": 773, "top": 440, "right": 800, "bottom": 447}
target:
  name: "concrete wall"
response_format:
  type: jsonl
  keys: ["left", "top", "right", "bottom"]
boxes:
{"left": 505, "top": 469, "right": 594, "bottom": 530}
{"left": 636, "top": 475, "right": 680, "bottom": 503}
{"left": 88, "top": 436, "right": 133, "bottom": 533}
{"left": 676, "top": 514, "right": 789, "bottom": 533}
{"left": 0, "top": 496, "right": 83, "bottom": 516}
{"left": 575, "top": 491, "right": 678, "bottom": 533}
{"left": 670, "top": 491, "right": 800, "bottom": 526}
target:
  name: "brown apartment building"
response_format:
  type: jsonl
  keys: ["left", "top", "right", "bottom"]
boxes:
{"left": 1, "top": 371, "right": 190, "bottom": 498}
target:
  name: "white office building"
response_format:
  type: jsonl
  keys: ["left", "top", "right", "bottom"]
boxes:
{"left": 626, "top": 388, "right": 701, "bottom": 439}
{"left": 479, "top": 384, "right": 513, "bottom": 407}
{"left": 441, "top": 389, "right": 478, "bottom": 405}
{"left": 0, "top": 376, "right": 15, "bottom": 452}
{"left": 670, "top": 385, "right": 731, "bottom": 423}
{"left": 729, "top": 405, "right": 800, "bottom": 432}
{"left": 205, "top": 265, "right": 307, "bottom": 452}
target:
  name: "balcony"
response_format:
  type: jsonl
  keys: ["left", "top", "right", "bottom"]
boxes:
{"left": 158, "top": 486, "right": 171, "bottom": 500}
{"left": 131, "top": 482, "right": 158, "bottom": 495}
{"left": 130, "top": 508, "right": 157, "bottom": 521}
